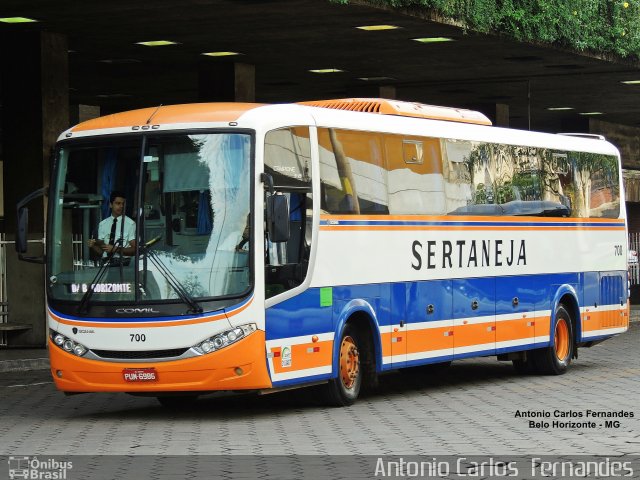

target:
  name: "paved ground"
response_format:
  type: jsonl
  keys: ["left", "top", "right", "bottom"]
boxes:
{"left": 0, "top": 324, "right": 638, "bottom": 459}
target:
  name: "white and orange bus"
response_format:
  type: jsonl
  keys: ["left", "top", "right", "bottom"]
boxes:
{"left": 17, "top": 98, "right": 630, "bottom": 406}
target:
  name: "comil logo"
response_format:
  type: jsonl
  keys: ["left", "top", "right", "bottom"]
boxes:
{"left": 8, "top": 457, "right": 73, "bottom": 479}
{"left": 115, "top": 307, "right": 159, "bottom": 314}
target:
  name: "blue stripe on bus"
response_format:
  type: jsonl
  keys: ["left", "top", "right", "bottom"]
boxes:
{"left": 320, "top": 219, "right": 622, "bottom": 228}
{"left": 271, "top": 372, "right": 333, "bottom": 388}
{"left": 452, "top": 348, "right": 497, "bottom": 361}
{"left": 50, "top": 293, "right": 253, "bottom": 323}
{"left": 403, "top": 354, "right": 453, "bottom": 368}
{"left": 495, "top": 341, "right": 549, "bottom": 355}
{"left": 581, "top": 333, "right": 623, "bottom": 342}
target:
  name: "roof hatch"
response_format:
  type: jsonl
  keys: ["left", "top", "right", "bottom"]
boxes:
{"left": 298, "top": 98, "right": 492, "bottom": 126}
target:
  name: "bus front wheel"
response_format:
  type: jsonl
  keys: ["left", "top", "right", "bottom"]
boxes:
{"left": 324, "top": 324, "right": 362, "bottom": 406}
{"left": 532, "top": 305, "right": 574, "bottom": 375}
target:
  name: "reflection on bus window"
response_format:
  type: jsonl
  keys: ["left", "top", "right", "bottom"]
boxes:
{"left": 443, "top": 139, "right": 619, "bottom": 218}
{"left": 48, "top": 133, "right": 252, "bottom": 304}
{"left": 318, "top": 128, "right": 388, "bottom": 215}
{"left": 264, "top": 127, "right": 313, "bottom": 299}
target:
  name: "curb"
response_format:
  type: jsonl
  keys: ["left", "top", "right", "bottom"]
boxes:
{"left": 0, "top": 358, "right": 50, "bottom": 373}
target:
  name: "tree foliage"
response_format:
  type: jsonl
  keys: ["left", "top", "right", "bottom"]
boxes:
{"left": 332, "top": 0, "right": 640, "bottom": 59}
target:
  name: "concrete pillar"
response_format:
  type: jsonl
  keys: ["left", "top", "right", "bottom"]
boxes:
{"left": 379, "top": 85, "right": 396, "bottom": 99}
{"left": 472, "top": 103, "right": 510, "bottom": 127}
{"left": 0, "top": 161, "right": 4, "bottom": 219}
{"left": 495, "top": 103, "right": 510, "bottom": 127}
{"left": 560, "top": 116, "right": 589, "bottom": 135}
{"left": 346, "top": 84, "right": 397, "bottom": 99}
{"left": 1, "top": 31, "right": 69, "bottom": 347}
{"left": 2, "top": 31, "right": 69, "bottom": 233}
{"left": 589, "top": 118, "right": 640, "bottom": 169}
{"left": 70, "top": 104, "right": 101, "bottom": 126}
{"left": 198, "top": 62, "right": 255, "bottom": 102}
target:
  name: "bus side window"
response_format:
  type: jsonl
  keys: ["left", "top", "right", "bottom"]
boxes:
{"left": 319, "top": 128, "right": 388, "bottom": 215}
{"left": 386, "top": 134, "right": 444, "bottom": 215}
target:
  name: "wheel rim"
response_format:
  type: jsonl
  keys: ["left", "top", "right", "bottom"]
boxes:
{"left": 339, "top": 335, "right": 359, "bottom": 390}
{"left": 554, "top": 318, "right": 570, "bottom": 361}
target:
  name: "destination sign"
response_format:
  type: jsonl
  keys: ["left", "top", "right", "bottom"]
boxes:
{"left": 70, "top": 283, "right": 132, "bottom": 293}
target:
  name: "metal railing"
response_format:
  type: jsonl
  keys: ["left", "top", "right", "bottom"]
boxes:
{"left": 0, "top": 234, "right": 7, "bottom": 346}
{"left": 0, "top": 235, "right": 45, "bottom": 347}
{"left": 630, "top": 232, "right": 640, "bottom": 286}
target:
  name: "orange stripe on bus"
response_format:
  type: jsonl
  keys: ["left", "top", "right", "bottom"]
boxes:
{"left": 406, "top": 326, "right": 452, "bottom": 354}
{"left": 320, "top": 225, "right": 625, "bottom": 232}
{"left": 582, "top": 308, "right": 629, "bottom": 332}
{"left": 269, "top": 340, "right": 333, "bottom": 374}
{"left": 453, "top": 323, "right": 495, "bottom": 347}
{"left": 320, "top": 214, "right": 624, "bottom": 224}
{"left": 381, "top": 332, "right": 393, "bottom": 357}
{"left": 536, "top": 315, "right": 551, "bottom": 338}
{"left": 495, "top": 318, "right": 535, "bottom": 343}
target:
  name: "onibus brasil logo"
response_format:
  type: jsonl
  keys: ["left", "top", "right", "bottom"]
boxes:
{"left": 8, "top": 457, "right": 73, "bottom": 479}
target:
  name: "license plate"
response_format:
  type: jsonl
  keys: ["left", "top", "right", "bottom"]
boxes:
{"left": 122, "top": 368, "right": 158, "bottom": 382}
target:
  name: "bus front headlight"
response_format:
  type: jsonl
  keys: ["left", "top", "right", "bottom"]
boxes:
{"left": 192, "top": 323, "right": 257, "bottom": 355}
{"left": 49, "top": 330, "right": 88, "bottom": 357}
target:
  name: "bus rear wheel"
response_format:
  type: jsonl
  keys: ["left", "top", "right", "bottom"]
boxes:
{"left": 324, "top": 324, "right": 362, "bottom": 407}
{"left": 532, "top": 305, "right": 574, "bottom": 375}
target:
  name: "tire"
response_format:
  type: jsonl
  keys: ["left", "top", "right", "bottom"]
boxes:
{"left": 157, "top": 395, "right": 199, "bottom": 409}
{"left": 532, "top": 305, "right": 574, "bottom": 375}
{"left": 324, "top": 323, "right": 362, "bottom": 407}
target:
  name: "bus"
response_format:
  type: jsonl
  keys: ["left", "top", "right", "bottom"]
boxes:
{"left": 16, "top": 98, "right": 630, "bottom": 407}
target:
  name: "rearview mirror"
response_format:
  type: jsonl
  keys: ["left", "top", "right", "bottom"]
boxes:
{"left": 15, "top": 187, "right": 47, "bottom": 263}
{"left": 266, "top": 194, "right": 290, "bottom": 243}
{"left": 16, "top": 207, "right": 28, "bottom": 254}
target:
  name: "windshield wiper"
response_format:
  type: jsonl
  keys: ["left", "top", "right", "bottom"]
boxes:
{"left": 77, "top": 236, "right": 202, "bottom": 315}
{"left": 77, "top": 239, "right": 126, "bottom": 314}
{"left": 141, "top": 243, "right": 203, "bottom": 314}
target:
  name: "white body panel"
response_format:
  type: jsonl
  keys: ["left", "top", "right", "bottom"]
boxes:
{"left": 310, "top": 227, "right": 626, "bottom": 287}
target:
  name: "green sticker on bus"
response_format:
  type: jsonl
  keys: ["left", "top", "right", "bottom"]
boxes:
{"left": 320, "top": 287, "right": 333, "bottom": 307}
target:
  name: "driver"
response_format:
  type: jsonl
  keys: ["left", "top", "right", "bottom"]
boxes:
{"left": 88, "top": 190, "right": 137, "bottom": 259}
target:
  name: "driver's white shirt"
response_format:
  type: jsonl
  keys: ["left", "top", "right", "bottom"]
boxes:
{"left": 97, "top": 215, "right": 135, "bottom": 256}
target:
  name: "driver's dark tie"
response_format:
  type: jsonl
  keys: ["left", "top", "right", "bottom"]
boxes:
{"left": 108, "top": 217, "right": 117, "bottom": 245}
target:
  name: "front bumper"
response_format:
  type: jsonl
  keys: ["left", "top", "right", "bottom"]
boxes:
{"left": 49, "top": 330, "right": 271, "bottom": 393}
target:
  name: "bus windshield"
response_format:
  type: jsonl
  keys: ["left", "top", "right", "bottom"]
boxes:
{"left": 48, "top": 132, "right": 252, "bottom": 305}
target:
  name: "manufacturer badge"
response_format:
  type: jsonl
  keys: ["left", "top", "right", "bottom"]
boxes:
{"left": 281, "top": 346, "right": 292, "bottom": 368}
